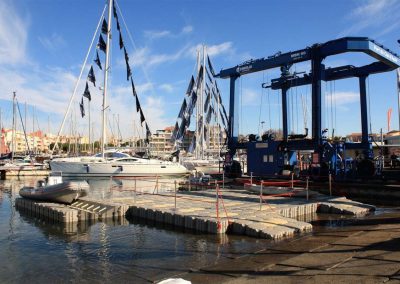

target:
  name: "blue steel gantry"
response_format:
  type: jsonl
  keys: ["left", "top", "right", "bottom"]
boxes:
{"left": 216, "top": 37, "right": 400, "bottom": 178}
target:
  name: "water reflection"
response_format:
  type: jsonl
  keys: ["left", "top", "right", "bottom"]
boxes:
{"left": 1, "top": 176, "right": 384, "bottom": 283}
{"left": 0, "top": 177, "right": 274, "bottom": 282}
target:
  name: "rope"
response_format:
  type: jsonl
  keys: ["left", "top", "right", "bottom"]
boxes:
{"left": 267, "top": 73, "right": 272, "bottom": 131}
{"left": 115, "top": 1, "right": 157, "bottom": 99}
{"left": 239, "top": 77, "right": 243, "bottom": 137}
{"left": 295, "top": 84, "right": 299, "bottom": 133}
{"left": 258, "top": 72, "right": 265, "bottom": 135}
{"left": 367, "top": 77, "right": 372, "bottom": 133}
{"left": 329, "top": 81, "right": 335, "bottom": 139}
{"left": 50, "top": 5, "right": 107, "bottom": 155}
{"left": 295, "top": 64, "right": 299, "bottom": 133}
{"left": 216, "top": 184, "right": 231, "bottom": 225}
{"left": 278, "top": 89, "right": 282, "bottom": 134}
{"left": 334, "top": 81, "right": 337, "bottom": 135}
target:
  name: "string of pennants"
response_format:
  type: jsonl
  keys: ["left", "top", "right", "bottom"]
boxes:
{"left": 79, "top": 0, "right": 151, "bottom": 143}
{"left": 170, "top": 54, "right": 229, "bottom": 151}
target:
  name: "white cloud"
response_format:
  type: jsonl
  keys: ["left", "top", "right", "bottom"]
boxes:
{"left": 159, "top": 84, "right": 174, "bottom": 93}
{"left": 38, "top": 33, "right": 66, "bottom": 52}
{"left": 131, "top": 41, "right": 236, "bottom": 70}
{"left": 0, "top": 0, "right": 28, "bottom": 65}
{"left": 207, "top": 42, "right": 233, "bottom": 57}
{"left": 144, "top": 25, "right": 193, "bottom": 40}
{"left": 181, "top": 25, "right": 193, "bottom": 34}
{"left": 130, "top": 47, "right": 150, "bottom": 66}
{"left": 340, "top": 0, "right": 400, "bottom": 36}
{"left": 136, "top": 82, "right": 154, "bottom": 94}
{"left": 142, "top": 96, "right": 170, "bottom": 130}
{"left": 188, "top": 42, "right": 234, "bottom": 59}
{"left": 325, "top": 91, "right": 359, "bottom": 110}
{"left": 147, "top": 45, "right": 189, "bottom": 67}
{"left": 0, "top": 66, "right": 79, "bottom": 135}
{"left": 242, "top": 88, "right": 261, "bottom": 106}
{"left": 144, "top": 30, "right": 171, "bottom": 40}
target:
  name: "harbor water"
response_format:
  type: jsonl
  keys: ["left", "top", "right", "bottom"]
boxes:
{"left": 0, "top": 177, "right": 396, "bottom": 283}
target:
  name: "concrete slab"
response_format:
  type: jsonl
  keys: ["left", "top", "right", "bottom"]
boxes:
{"left": 276, "top": 244, "right": 362, "bottom": 270}
{"left": 324, "top": 258, "right": 400, "bottom": 277}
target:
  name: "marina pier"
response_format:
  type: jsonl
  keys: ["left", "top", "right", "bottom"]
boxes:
{"left": 15, "top": 178, "right": 375, "bottom": 240}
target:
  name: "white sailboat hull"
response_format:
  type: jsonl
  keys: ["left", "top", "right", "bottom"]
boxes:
{"left": 50, "top": 158, "right": 188, "bottom": 177}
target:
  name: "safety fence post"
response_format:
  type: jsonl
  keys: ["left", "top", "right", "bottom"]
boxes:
{"left": 291, "top": 173, "right": 294, "bottom": 189}
{"left": 109, "top": 175, "right": 113, "bottom": 192}
{"left": 174, "top": 180, "right": 177, "bottom": 211}
{"left": 134, "top": 178, "right": 137, "bottom": 205}
{"left": 215, "top": 181, "right": 220, "bottom": 230}
{"left": 156, "top": 175, "right": 159, "bottom": 194}
{"left": 259, "top": 180, "right": 263, "bottom": 211}
{"left": 329, "top": 173, "right": 332, "bottom": 196}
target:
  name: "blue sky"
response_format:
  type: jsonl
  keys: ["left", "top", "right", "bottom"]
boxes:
{"left": 1, "top": 0, "right": 400, "bottom": 140}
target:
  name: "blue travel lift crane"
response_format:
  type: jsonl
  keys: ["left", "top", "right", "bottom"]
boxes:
{"left": 215, "top": 37, "right": 400, "bottom": 179}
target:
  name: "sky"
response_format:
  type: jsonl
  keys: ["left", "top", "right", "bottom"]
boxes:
{"left": 1, "top": 0, "right": 400, "bottom": 141}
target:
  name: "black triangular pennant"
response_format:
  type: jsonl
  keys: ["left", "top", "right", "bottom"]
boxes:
{"left": 97, "top": 34, "right": 107, "bottom": 53}
{"left": 83, "top": 82, "right": 91, "bottom": 101}
{"left": 101, "top": 19, "right": 108, "bottom": 35}
{"left": 206, "top": 106, "right": 212, "bottom": 123}
{"left": 145, "top": 122, "right": 151, "bottom": 138}
{"left": 94, "top": 51, "right": 102, "bottom": 70}
{"left": 87, "top": 66, "right": 96, "bottom": 87}
{"left": 207, "top": 55, "right": 215, "bottom": 77}
{"left": 119, "top": 32, "right": 124, "bottom": 49}
{"left": 171, "top": 122, "right": 179, "bottom": 142}
{"left": 178, "top": 99, "right": 187, "bottom": 119}
{"left": 204, "top": 92, "right": 210, "bottom": 112}
{"left": 126, "top": 62, "right": 132, "bottom": 80}
{"left": 113, "top": 0, "right": 118, "bottom": 18}
{"left": 177, "top": 117, "right": 187, "bottom": 140}
{"left": 195, "top": 65, "right": 204, "bottom": 91}
{"left": 130, "top": 78, "right": 137, "bottom": 97}
{"left": 123, "top": 47, "right": 129, "bottom": 62}
{"left": 79, "top": 97, "right": 85, "bottom": 118}
{"left": 135, "top": 94, "right": 141, "bottom": 112}
{"left": 206, "top": 68, "right": 213, "bottom": 83}
{"left": 139, "top": 108, "right": 145, "bottom": 125}
{"left": 186, "top": 76, "right": 195, "bottom": 96}
{"left": 188, "top": 135, "right": 196, "bottom": 153}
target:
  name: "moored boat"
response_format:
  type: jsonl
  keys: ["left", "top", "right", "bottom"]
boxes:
{"left": 19, "top": 174, "right": 89, "bottom": 204}
{"left": 50, "top": 150, "right": 188, "bottom": 177}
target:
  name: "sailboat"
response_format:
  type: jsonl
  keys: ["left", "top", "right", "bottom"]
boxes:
{"left": 0, "top": 92, "right": 48, "bottom": 174}
{"left": 171, "top": 47, "right": 229, "bottom": 175}
{"left": 49, "top": 0, "right": 188, "bottom": 177}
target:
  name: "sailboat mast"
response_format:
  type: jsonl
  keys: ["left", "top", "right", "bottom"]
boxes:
{"left": 217, "top": 82, "right": 221, "bottom": 157}
{"left": 195, "top": 50, "right": 200, "bottom": 159}
{"left": 11, "top": 92, "right": 17, "bottom": 163}
{"left": 201, "top": 45, "right": 206, "bottom": 160}
{"left": 88, "top": 100, "right": 91, "bottom": 153}
{"left": 101, "top": 0, "right": 113, "bottom": 158}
